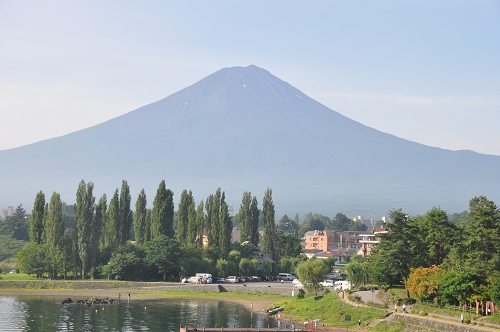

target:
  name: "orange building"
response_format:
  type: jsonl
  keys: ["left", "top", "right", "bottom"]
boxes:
{"left": 303, "top": 230, "right": 365, "bottom": 253}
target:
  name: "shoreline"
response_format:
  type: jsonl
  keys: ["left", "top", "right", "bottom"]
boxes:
{"left": 0, "top": 287, "right": 277, "bottom": 316}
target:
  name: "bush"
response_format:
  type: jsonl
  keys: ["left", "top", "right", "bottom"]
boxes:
{"left": 464, "top": 319, "right": 471, "bottom": 324}
{"left": 324, "top": 288, "right": 330, "bottom": 294}
{"left": 297, "top": 292, "right": 305, "bottom": 299}
{"left": 419, "top": 311, "right": 428, "bottom": 316}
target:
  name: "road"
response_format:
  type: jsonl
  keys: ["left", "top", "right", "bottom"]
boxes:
{"left": 351, "top": 290, "right": 384, "bottom": 305}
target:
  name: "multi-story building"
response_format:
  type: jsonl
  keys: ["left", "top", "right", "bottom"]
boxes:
{"left": 358, "top": 228, "right": 388, "bottom": 257}
{"left": 303, "top": 230, "right": 365, "bottom": 253}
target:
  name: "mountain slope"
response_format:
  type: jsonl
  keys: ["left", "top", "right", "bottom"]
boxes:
{"left": 1, "top": 65, "right": 499, "bottom": 217}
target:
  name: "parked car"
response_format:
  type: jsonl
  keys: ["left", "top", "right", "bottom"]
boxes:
{"left": 227, "top": 276, "right": 238, "bottom": 283}
{"left": 252, "top": 276, "right": 260, "bottom": 282}
{"left": 319, "top": 280, "right": 335, "bottom": 287}
{"left": 278, "top": 273, "right": 296, "bottom": 281}
{"left": 245, "top": 276, "right": 253, "bottom": 282}
{"left": 217, "top": 277, "right": 227, "bottom": 283}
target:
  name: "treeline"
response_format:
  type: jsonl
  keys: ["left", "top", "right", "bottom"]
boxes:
{"left": 345, "top": 195, "right": 500, "bottom": 311}
{"left": 13, "top": 180, "right": 303, "bottom": 281}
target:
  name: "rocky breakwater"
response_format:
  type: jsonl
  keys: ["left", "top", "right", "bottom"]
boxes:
{"left": 60, "top": 297, "right": 121, "bottom": 306}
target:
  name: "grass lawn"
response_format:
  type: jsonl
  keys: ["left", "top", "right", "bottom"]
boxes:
{"left": 273, "top": 292, "right": 386, "bottom": 328}
{"left": 0, "top": 273, "right": 39, "bottom": 281}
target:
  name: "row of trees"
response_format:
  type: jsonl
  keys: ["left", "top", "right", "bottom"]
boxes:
{"left": 15, "top": 180, "right": 295, "bottom": 280}
{"left": 345, "top": 196, "right": 500, "bottom": 311}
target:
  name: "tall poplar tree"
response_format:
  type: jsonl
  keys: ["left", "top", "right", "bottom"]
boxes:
{"left": 186, "top": 199, "right": 197, "bottom": 244}
{"left": 195, "top": 200, "right": 205, "bottom": 246}
{"left": 30, "top": 191, "right": 45, "bottom": 244}
{"left": 262, "top": 187, "right": 276, "bottom": 262}
{"left": 205, "top": 194, "right": 214, "bottom": 245}
{"left": 74, "top": 180, "right": 95, "bottom": 279}
{"left": 219, "top": 202, "right": 232, "bottom": 259}
{"left": 211, "top": 188, "right": 222, "bottom": 244}
{"left": 90, "top": 194, "right": 106, "bottom": 278}
{"left": 119, "top": 180, "right": 132, "bottom": 245}
{"left": 45, "top": 192, "right": 64, "bottom": 278}
{"left": 238, "top": 191, "right": 252, "bottom": 243}
{"left": 177, "top": 190, "right": 193, "bottom": 244}
{"left": 151, "top": 180, "right": 175, "bottom": 238}
{"left": 250, "top": 196, "right": 260, "bottom": 246}
{"left": 105, "top": 189, "right": 120, "bottom": 248}
{"left": 133, "top": 189, "right": 147, "bottom": 245}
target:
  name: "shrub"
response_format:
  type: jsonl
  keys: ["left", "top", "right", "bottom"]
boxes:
{"left": 297, "top": 292, "right": 305, "bottom": 299}
{"left": 419, "top": 311, "right": 428, "bottom": 316}
{"left": 464, "top": 319, "right": 471, "bottom": 324}
{"left": 324, "top": 288, "right": 330, "bottom": 294}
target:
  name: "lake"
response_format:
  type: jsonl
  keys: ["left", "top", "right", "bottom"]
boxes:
{"left": 0, "top": 296, "right": 283, "bottom": 331}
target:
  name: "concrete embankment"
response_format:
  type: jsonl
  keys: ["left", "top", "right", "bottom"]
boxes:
{"left": 389, "top": 313, "right": 498, "bottom": 332}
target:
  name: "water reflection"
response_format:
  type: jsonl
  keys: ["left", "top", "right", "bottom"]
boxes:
{"left": 0, "top": 296, "right": 281, "bottom": 331}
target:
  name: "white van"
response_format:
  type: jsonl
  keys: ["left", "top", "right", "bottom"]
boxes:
{"left": 195, "top": 273, "right": 212, "bottom": 283}
{"left": 227, "top": 276, "right": 237, "bottom": 283}
{"left": 278, "top": 273, "right": 296, "bottom": 281}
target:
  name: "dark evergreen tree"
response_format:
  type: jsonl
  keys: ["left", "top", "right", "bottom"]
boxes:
{"left": 119, "top": 180, "right": 132, "bottom": 245}
{"left": 211, "top": 188, "right": 222, "bottom": 245}
{"left": 30, "top": 190, "right": 45, "bottom": 244}
{"left": 133, "top": 189, "right": 147, "bottom": 245}
{"left": 74, "top": 180, "right": 95, "bottom": 279}
{"left": 262, "top": 187, "right": 277, "bottom": 262}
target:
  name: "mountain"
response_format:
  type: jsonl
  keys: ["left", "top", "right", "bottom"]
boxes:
{"left": 1, "top": 65, "right": 499, "bottom": 217}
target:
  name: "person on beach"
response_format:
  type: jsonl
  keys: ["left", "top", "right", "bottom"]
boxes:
{"left": 128, "top": 293, "right": 130, "bottom": 301}
{"left": 358, "top": 319, "right": 361, "bottom": 328}
{"left": 118, "top": 293, "right": 121, "bottom": 301}
{"left": 402, "top": 304, "right": 406, "bottom": 313}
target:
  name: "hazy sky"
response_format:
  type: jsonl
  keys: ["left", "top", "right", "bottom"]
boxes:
{"left": 1, "top": 1, "right": 499, "bottom": 155}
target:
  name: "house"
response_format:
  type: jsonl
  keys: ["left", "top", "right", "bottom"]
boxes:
{"left": 358, "top": 228, "right": 389, "bottom": 257}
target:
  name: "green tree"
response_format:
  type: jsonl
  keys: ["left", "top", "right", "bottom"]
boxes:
{"left": 239, "top": 257, "right": 255, "bottom": 276}
{"left": 1, "top": 205, "right": 29, "bottom": 241}
{"left": 105, "top": 189, "right": 120, "bottom": 248}
{"left": 219, "top": 203, "right": 232, "bottom": 259}
{"left": 205, "top": 194, "right": 214, "bottom": 245}
{"left": 74, "top": 180, "right": 95, "bottom": 279}
{"left": 262, "top": 188, "right": 276, "bottom": 262}
{"left": 210, "top": 188, "right": 222, "bottom": 245}
{"left": 345, "top": 259, "right": 369, "bottom": 287}
{"left": 151, "top": 180, "right": 175, "bottom": 238}
{"left": 133, "top": 189, "right": 147, "bottom": 245}
{"left": 422, "top": 207, "right": 457, "bottom": 267}
{"left": 177, "top": 189, "right": 193, "bottom": 244}
{"left": 89, "top": 194, "right": 106, "bottom": 278}
{"left": 463, "top": 196, "right": 500, "bottom": 277}
{"left": 30, "top": 191, "right": 45, "bottom": 244}
{"left": 250, "top": 196, "right": 260, "bottom": 246}
{"left": 144, "top": 235, "right": 181, "bottom": 280}
{"left": 194, "top": 200, "right": 205, "bottom": 246}
{"left": 295, "top": 258, "right": 329, "bottom": 295}
{"left": 45, "top": 192, "right": 65, "bottom": 278}
{"left": 238, "top": 191, "right": 252, "bottom": 242}
{"left": 215, "top": 259, "right": 230, "bottom": 277}
{"left": 330, "top": 213, "right": 351, "bottom": 231}
{"left": 277, "top": 214, "right": 299, "bottom": 235}
{"left": 15, "top": 242, "right": 49, "bottom": 278}
{"left": 371, "top": 209, "right": 416, "bottom": 294}
{"left": 277, "top": 231, "right": 302, "bottom": 258}
{"left": 108, "top": 247, "right": 145, "bottom": 281}
{"left": 186, "top": 199, "right": 197, "bottom": 244}
{"left": 119, "top": 180, "right": 133, "bottom": 245}
{"left": 439, "top": 271, "right": 478, "bottom": 308}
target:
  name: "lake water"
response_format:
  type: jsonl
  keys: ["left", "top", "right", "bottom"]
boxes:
{"left": 0, "top": 296, "right": 282, "bottom": 331}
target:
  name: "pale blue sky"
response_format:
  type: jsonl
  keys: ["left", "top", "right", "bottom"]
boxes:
{"left": 1, "top": 1, "right": 499, "bottom": 155}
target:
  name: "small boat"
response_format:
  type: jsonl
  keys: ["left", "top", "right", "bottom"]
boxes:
{"left": 266, "top": 307, "right": 284, "bottom": 316}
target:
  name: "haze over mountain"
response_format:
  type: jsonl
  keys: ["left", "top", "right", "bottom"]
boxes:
{"left": 1, "top": 65, "right": 499, "bottom": 217}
